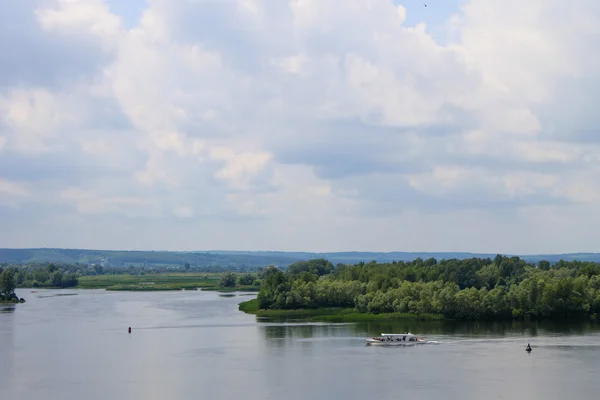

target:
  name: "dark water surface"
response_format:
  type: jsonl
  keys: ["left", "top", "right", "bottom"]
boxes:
{"left": 2, "top": 289, "right": 600, "bottom": 400}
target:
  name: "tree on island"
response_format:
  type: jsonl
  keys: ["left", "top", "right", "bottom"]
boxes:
{"left": 0, "top": 269, "right": 21, "bottom": 302}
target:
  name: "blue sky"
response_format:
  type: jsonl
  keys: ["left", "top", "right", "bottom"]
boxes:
{"left": 396, "top": 0, "right": 462, "bottom": 30}
{"left": 106, "top": 0, "right": 147, "bottom": 28}
{"left": 108, "top": 0, "right": 464, "bottom": 38}
{"left": 1, "top": 0, "right": 599, "bottom": 254}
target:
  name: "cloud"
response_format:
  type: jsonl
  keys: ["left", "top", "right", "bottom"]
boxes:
{"left": 0, "top": 0, "right": 599, "bottom": 253}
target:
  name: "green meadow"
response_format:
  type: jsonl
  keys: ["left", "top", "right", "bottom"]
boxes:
{"left": 77, "top": 273, "right": 259, "bottom": 292}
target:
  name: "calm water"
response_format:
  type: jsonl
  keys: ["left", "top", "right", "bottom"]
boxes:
{"left": 2, "top": 289, "right": 600, "bottom": 400}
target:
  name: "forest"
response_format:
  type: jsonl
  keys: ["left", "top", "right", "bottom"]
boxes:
{"left": 256, "top": 256, "right": 600, "bottom": 320}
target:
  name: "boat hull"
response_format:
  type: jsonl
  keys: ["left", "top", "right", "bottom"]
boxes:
{"left": 365, "top": 338, "right": 426, "bottom": 346}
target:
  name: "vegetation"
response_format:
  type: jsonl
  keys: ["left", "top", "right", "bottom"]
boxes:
{"left": 242, "top": 256, "right": 600, "bottom": 321}
{"left": 3, "top": 263, "right": 79, "bottom": 289}
{"left": 78, "top": 273, "right": 260, "bottom": 291}
{"left": 0, "top": 260, "right": 263, "bottom": 292}
{"left": 0, "top": 258, "right": 264, "bottom": 292}
{"left": 78, "top": 273, "right": 219, "bottom": 290}
{"left": 238, "top": 298, "right": 442, "bottom": 322}
{"left": 219, "top": 272, "right": 237, "bottom": 288}
{"left": 0, "top": 268, "right": 25, "bottom": 303}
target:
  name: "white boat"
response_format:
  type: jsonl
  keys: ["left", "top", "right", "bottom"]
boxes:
{"left": 365, "top": 332, "right": 426, "bottom": 346}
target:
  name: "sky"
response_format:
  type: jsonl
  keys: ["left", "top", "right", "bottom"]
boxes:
{"left": 1, "top": 0, "right": 599, "bottom": 254}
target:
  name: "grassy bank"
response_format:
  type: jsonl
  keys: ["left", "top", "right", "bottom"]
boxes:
{"left": 76, "top": 273, "right": 259, "bottom": 292}
{"left": 238, "top": 299, "right": 444, "bottom": 322}
{"left": 200, "top": 286, "right": 259, "bottom": 292}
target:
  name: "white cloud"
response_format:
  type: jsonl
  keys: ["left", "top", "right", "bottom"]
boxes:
{"left": 173, "top": 205, "right": 194, "bottom": 218}
{"left": 36, "top": 0, "right": 122, "bottom": 50}
{"left": 0, "top": 179, "right": 29, "bottom": 208}
{"left": 59, "top": 187, "right": 160, "bottom": 217}
{"left": 0, "top": 179, "right": 29, "bottom": 197}
{"left": 0, "top": 88, "right": 75, "bottom": 154}
{"left": 209, "top": 147, "right": 273, "bottom": 190}
{"left": 0, "top": 0, "right": 599, "bottom": 253}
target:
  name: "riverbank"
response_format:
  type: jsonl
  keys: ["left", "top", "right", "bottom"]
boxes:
{"left": 0, "top": 296, "right": 26, "bottom": 304}
{"left": 237, "top": 299, "right": 444, "bottom": 322}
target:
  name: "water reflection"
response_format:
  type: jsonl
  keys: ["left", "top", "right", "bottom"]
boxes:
{"left": 262, "top": 324, "right": 319, "bottom": 339}
{"left": 254, "top": 316, "right": 600, "bottom": 344}
{"left": 0, "top": 305, "right": 15, "bottom": 314}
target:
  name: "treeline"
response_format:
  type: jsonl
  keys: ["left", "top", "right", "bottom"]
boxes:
{"left": 0, "top": 264, "right": 79, "bottom": 289}
{"left": 0, "top": 262, "right": 264, "bottom": 287}
{"left": 219, "top": 271, "right": 261, "bottom": 288}
{"left": 257, "top": 256, "right": 600, "bottom": 320}
{"left": 0, "top": 262, "right": 266, "bottom": 290}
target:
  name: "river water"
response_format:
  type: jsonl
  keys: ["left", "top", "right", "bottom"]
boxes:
{"left": 2, "top": 289, "right": 600, "bottom": 400}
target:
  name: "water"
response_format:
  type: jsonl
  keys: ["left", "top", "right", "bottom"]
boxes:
{"left": 2, "top": 289, "right": 600, "bottom": 400}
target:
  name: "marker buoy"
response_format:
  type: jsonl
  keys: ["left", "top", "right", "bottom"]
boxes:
{"left": 128, "top": 327, "right": 132, "bottom": 334}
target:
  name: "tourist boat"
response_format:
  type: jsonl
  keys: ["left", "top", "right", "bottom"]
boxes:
{"left": 365, "top": 333, "right": 426, "bottom": 346}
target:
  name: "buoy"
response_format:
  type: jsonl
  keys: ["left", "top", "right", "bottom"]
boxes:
{"left": 128, "top": 327, "right": 132, "bottom": 334}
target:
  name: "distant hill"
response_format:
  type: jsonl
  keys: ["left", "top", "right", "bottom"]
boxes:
{"left": 1, "top": 248, "right": 600, "bottom": 268}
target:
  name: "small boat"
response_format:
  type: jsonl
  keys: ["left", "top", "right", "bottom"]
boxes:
{"left": 365, "top": 332, "right": 426, "bottom": 346}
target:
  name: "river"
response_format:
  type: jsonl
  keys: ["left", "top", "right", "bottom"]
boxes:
{"left": 2, "top": 289, "right": 600, "bottom": 399}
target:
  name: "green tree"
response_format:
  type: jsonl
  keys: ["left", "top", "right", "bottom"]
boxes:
{"left": 52, "top": 271, "right": 63, "bottom": 287}
{"left": 61, "top": 273, "right": 79, "bottom": 288}
{"left": 0, "top": 269, "right": 16, "bottom": 299}
{"left": 238, "top": 273, "right": 255, "bottom": 285}
{"left": 288, "top": 258, "right": 335, "bottom": 276}
{"left": 16, "top": 270, "right": 26, "bottom": 285}
{"left": 260, "top": 265, "right": 279, "bottom": 279}
{"left": 494, "top": 254, "right": 503, "bottom": 266}
{"left": 219, "top": 272, "right": 237, "bottom": 287}
{"left": 538, "top": 260, "right": 551, "bottom": 271}
{"left": 34, "top": 268, "right": 49, "bottom": 284}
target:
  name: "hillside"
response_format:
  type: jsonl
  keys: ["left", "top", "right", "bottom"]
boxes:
{"left": 1, "top": 248, "right": 599, "bottom": 268}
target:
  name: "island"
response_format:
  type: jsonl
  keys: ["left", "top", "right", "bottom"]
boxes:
{"left": 0, "top": 268, "right": 25, "bottom": 303}
{"left": 238, "top": 255, "right": 600, "bottom": 321}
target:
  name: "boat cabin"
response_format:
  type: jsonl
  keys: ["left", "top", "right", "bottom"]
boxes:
{"left": 372, "top": 333, "right": 420, "bottom": 342}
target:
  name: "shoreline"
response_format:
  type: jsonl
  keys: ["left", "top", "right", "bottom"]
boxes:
{"left": 237, "top": 299, "right": 599, "bottom": 323}
{"left": 0, "top": 298, "right": 26, "bottom": 304}
{"left": 237, "top": 299, "right": 444, "bottom": 322}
